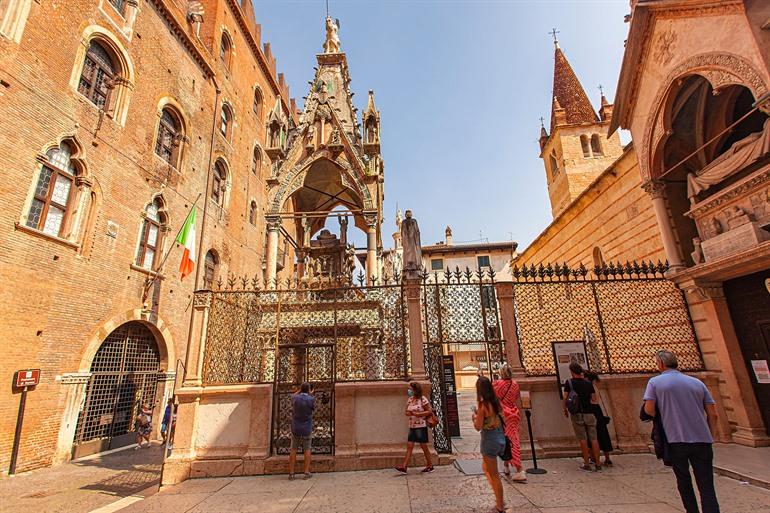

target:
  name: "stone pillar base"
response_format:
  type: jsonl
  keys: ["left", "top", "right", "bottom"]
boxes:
{"left": 731, "top": 426, "right": 770, "bottom": 447}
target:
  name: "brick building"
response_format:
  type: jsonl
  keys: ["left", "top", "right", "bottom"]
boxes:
{"left": 0, "top": 0, "right": 295, "bottom": 471}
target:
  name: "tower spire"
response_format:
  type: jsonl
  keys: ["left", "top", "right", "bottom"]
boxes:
{"left": 550, "top": 37, "right": 598, "bottom": 131}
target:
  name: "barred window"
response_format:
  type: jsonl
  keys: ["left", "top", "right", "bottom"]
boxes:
{"left": 204, "top": 250, "right": 219, "bottom": 288}
{"left": 26, "top": 143, "right": 77, "bottom": 237}
{"left": 108, "top": 0, "right": 126, "bottom": 14}
{"left": 78, "top": 41, "right": 116, "bottom": 110}
{"left": 252, "top": 146, "right": 261, "bottom": 175}
{"left": 211, "top": 161, "right": 227, "bottom": 205}
{"left": 220, "top": 104, "right": 232, "bottom": 139}
{"left": 155, "top": 108, "right": 182, "bottom": 166}
{"left": 136, "top": 198, "right": 166, "bottom": 270}
{"left": 249, "top": 201, "right": 257, "bottom": 225}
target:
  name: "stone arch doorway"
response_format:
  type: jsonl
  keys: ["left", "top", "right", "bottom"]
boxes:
{"left": 72, "top": 321, "right": 162, "bottom": 459}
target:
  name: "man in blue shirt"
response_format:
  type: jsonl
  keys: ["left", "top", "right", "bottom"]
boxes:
{"left": 643, "top": 350, "right": 719, "bottom": 513}
{"left": 288, "top": 382, "right": 316, "bottom": 480}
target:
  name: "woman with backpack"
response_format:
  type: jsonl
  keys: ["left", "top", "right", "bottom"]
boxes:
{"left": 394, "top": 382, "right": 435, "bottom": 474}
{"left": 474, "top": 376, "right": 506, "bottom": 513}
{"left": 493, "top": 364, "right": 527, "bottom": 482}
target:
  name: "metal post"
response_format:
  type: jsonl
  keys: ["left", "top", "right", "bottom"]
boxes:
{"left": 9, "top": 387, "right": 28, "bottom": 475}
{"left": 524, "top": 409, "right": 546, "bottom": 475}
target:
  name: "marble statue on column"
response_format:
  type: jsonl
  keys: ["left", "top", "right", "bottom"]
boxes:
{"left": 687, "top": 117, "right": 770, "bottom": 202}
{"left": 323, "top": 17, "right": 341, "bottom": 54}
{"left": 401, "top": 210, "right": 422, "bottom": 279}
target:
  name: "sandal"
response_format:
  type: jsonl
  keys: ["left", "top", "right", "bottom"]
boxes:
{"left": 604, "top": 459, "right": 613, "bottom": 467}
{"left": 578, "top": 464, "right": 592, "bottom": 472}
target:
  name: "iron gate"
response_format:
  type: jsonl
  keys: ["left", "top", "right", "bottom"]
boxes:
{"left": 421, "top": 268, "right": 505, "bottom": 454}
{"left": 73, "top": 321, "right": 161, "bottom": 459}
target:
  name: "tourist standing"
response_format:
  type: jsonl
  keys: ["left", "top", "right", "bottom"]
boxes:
{"left": 643, "top": 350, "right": 720, "bottom": 513}
{"left": 493, "top": 364, "right": 526, "bottom": 482}
{"left": 562, "top": 362, "right": 601, "bottom": 471}
{"left": 134, "top": 403, "right": 153, "bottom": 449}
{"left": 161, "top": 398, "right": 173, "bottom": 445}
{"left": 395, "top": 381, "right": 435, "bottom": 474}
{"left": 288, "top": 382, "right": 316, "bottom": 480}
{"left": 474, "top": 376, "right": 506, "bottom": 513}
{"left": 583, "top": 371, "right": 614, "bottom": 466}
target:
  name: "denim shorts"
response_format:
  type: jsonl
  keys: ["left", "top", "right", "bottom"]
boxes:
{"left": 480, "top": 427, "right": 506, "bottom": 458}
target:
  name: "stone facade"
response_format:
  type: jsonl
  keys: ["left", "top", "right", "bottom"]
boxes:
{"left": 0, "top": 0, "right": 295, "bottom": 472}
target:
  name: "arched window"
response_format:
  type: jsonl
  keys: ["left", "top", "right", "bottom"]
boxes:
{"left": 78, "top": 41, "right": 116, "bottom": 110}
{"left": 108, "top": 0, "right": 126, "bottom": 14}
{"left": 204, "top": 250, "right": 219, "bottom": 288}
{"left": 253, "top": 88, "right": 263, "bottom": 117}
{"left": 220, "top": 32, "right": 232, "bottom": 70}
{"left": 219, "top": 104, "right": 232, "bottom": 139}
{"left": 580, "top": 135, "right": 591, "bottom": 157}
{"left": 135, "top": 197, "right": 167, "bottom": 270}
{"left": 249, "top": 201, "right": 257, "bottom": 225}
{"left": 252, "top": 146, "right": 261, "bottom": 175}
{"left": 155, "top": 107, "right": 183, "bottom": 166}
{"left": 592, "top": 247, "right": 605, "bottom": 269}
{"left": 211, "top": 160, "right": 227, "bottom": 205}
{"left": 591, "top": 134, "right": 603, "bottom": 156}
{"left": 26, "top": 142, "right": 78, "bottom": 237}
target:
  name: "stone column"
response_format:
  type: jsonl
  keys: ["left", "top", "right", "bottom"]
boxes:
{"left": 495, "top": 282, "right": 526, "bottom": 377}
{"left": 183, "top": 291, "right": 212, "bottom": 386}
{"left": 405, "top": 278, "right": 427, "bottom": 380}
{"left": 364, "top": 212, "right": 378, "bottom": 285}
{"left": 682, "top": 281, "right": 770, "bottom": 446}
{"left": 264, "top": 215, "right": 281, "bottom": 289}
{"left": 642, "top": 180, "right": 685, "bottom": 272}
{"left": 52, "top": 372, "right": 91, "bottom": 464}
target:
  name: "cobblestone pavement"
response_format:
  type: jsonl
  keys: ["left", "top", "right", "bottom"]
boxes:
{"left": 114, "top": 454, "right": 770, "bottom": 513}
{"left": 0, "top": 443, "right": 163, "bottom": 513}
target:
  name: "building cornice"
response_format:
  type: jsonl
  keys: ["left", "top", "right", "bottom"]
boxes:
{"left": 149, "top": 0, "right": 215, "bottom": 78}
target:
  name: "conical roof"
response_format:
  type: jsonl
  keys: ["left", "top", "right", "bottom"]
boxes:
{"left": 551, "top": 46, "right": 599, "bottom": 131}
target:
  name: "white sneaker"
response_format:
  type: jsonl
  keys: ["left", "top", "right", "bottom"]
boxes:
{"left": 512, "top": 471, "right": 527, "bottom": 482}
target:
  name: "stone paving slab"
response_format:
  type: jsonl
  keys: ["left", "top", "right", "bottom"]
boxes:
{"left": 114, "top": 454, "right": 770, "bottom": 513}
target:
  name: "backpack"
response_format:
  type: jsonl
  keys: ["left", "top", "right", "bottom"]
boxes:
{"left": 566, "top": 379, "right": 583, "bottom": 415}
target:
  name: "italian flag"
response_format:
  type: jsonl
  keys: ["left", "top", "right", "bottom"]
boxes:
{"left": 176, "top": 206, "right": 197, "bottom": 279}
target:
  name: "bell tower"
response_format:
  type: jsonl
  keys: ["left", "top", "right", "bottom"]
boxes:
{"left": 539, "top": 35, "right": 623, "bottom": 218}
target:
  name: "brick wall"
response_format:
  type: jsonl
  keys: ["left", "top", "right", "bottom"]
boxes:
{"left": 0, "top": 0, "right": 291, "bottom": 472}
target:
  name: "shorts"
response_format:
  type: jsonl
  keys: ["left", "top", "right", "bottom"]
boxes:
{"left": 290, "top": 433, "right": 312, "bottom": 452}
{"left": 407, "top": 427, "right": 429, "bottom": 444}
{"left": 480, "top": 427, "right": 506, "bottom": 458}
{"left": 161, "top": 422, "right": 168, "bottom": 433}
{"left": 570, "top": 413, "right": 598, "bottom": 441}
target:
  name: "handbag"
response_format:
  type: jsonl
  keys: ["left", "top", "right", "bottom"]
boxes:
{"left": 422, "top": 397, "right": 438, "bottom": 428}
{"left": 498, "top": 414, "right": 513, "bottom": 461}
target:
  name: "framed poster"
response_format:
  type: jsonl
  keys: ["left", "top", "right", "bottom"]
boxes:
{"left": 551, "top": 340, "right": 590, "bottom": 394}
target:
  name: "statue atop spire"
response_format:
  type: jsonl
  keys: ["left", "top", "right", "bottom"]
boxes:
{"left": 323, "top": 16, "right": 341, "bottom": 54}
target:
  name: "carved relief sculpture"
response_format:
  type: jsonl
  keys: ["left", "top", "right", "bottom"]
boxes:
{"left": 687, "top": 118, "right": 770, "bottom": 201}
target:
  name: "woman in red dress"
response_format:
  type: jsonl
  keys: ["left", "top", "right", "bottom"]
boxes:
{"left": 493, "top": 364, "right": 527, "bottom": 482}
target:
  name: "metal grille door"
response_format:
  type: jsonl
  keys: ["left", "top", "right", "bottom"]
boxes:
{"left": 73, "top": 322, "right": 161, "bottom": 459}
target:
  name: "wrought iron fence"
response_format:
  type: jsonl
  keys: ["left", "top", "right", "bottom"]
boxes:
{"left": 200, "top": 281, "right": 410, "bottom": 385}
{"left": 511, "top": 261, "right": 703, "bottom": 376}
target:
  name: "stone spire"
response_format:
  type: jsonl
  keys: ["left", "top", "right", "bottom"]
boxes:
{"left": 550, "top": 43, "right": 599, "bottom": 131}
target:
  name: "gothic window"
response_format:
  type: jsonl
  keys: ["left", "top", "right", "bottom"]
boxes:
{"left": 220, "top": 104, "right": 232, "bottom": 139}
{"left": 249, "top": 201, "right": 257, "bottom": 225}
{"left": 78, "top": 41, "right": 116, "bottom": 110}
{"left": 135, "top": 198, "right": 167, "bottom": 270}
{"left": 220, "top": 32, "right": 233, "bottom": 69}
{"left": 204, "top": 250, "right": 219, "bottom": 288}
{"left": 26, "top": 143, "right": 78, "bottom": 237}
{"left": 268, "top": 120, "right": 281, "bottom": 148}
{"left": 211, "top": 160, "right": 227, "bottom": 205}
{"left": 591, "top": 134, "right": 603, "bottom": 156}
{"left": 252, "top": 146, "right": 261, "bottom": 175}
{"left": 253, "top": 88, "right": 262, "bottom": 118}
{"left": 155, "top": 107, "right": 183, "bottom": 166}
{"left": 580, "top": 135, "right": 591, "bottom": 157}
{"left": 108, "top": 0, "right": 126, "bottom": 15}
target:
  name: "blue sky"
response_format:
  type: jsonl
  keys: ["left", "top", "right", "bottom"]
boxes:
{"left": 253, "top": 0, "right": 632, "bottom": 250}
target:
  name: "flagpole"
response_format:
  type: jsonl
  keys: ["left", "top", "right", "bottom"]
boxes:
{"left": 142, "top": 193, "right": 202, "bottom": 301}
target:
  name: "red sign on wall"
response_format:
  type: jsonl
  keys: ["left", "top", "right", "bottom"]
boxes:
{"left": 14, "top": 369, "right": 41, "bottom": 388}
